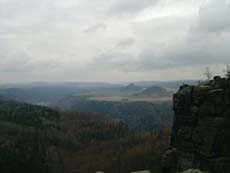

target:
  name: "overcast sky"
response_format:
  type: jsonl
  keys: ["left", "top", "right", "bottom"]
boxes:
{"left": 0, "top": 0, "right": 230, "bottom": 83}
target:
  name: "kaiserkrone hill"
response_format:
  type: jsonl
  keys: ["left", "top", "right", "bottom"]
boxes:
{"left": 163, "top": 76, "right": 230, "bottom": 173}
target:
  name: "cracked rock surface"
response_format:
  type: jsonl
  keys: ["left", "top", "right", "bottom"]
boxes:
{"left": 163, "top": 77, "right": 230, "bottom": 173}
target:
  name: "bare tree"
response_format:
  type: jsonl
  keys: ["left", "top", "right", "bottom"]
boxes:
{"left": 224, "top": 65, "right": 230, "bottom": 79}
{"left": 204, "top": 67, "right": 212, "bottom": 81}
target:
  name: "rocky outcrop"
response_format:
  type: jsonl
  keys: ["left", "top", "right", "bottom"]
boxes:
{"left": 163, "top": 77, "right": 230, "bottom": 173}
{"left": 181, "top": 169, "right": 204, "bottom": 173}
{"left": 130, "top": 171, "right": 151, "bottom": 173}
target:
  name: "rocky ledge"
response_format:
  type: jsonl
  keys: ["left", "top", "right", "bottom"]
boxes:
{"left": 163, "top": 76, "right": 230, "bottom": 173}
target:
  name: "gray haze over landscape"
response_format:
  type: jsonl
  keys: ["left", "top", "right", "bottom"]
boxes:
{"left": 0, "top": 0, "right": 230, "bottom": 83}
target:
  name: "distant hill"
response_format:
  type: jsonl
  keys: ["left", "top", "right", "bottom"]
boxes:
{"left": 0, "top": 82, "right": 123, "bottom": 105}
{"left": 139, "top": 86, "right": 172, "bottom": 97}
{"left": 133, "top": 80, "right": 199, "bottom": 89}
{"left": 122, "top": 83, "right": 142, "bottom": 92}
{"left": 0, "top": 80, "right": 199, "bottom": 105}
{"left": 0, "top": 82, "right": 122, "bottom": 90}
{"left": 0, "top": 86, "right": 85, "bottom": 105}
{"left": 0, "top": 88, "right": 28, "bottom": 102}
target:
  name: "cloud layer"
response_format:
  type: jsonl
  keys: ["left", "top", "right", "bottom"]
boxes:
{"left": 0, "top": 0, "right": 230, "bottom": 83}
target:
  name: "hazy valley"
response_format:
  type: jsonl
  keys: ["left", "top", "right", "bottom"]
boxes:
{"left": 1, "top": 0, "right": 230, "bottom": 172}
{"left": 0, "top": 81, "right": 175, "bottom": 173}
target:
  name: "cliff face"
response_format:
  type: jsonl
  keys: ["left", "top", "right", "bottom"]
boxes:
{"left": 163, "top": 77, "right": 230, "bottom": 173}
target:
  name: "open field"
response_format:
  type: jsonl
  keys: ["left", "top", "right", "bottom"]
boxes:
{"left": 87, "top": 96, "right": 172, "bottom": 103}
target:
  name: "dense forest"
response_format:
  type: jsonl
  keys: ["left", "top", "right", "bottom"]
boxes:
{"left": 56, "top": 98, "right": 173, "bottom": 132}
{"left": 0, "top": 99, "right": 171, "bottom": 173}
{"left": 0, "top": 100, "right": 62, "bottom": 173}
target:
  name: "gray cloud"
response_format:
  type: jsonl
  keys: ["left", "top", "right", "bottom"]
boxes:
{"left": 0, "top": 0, "right": 229, "bottom": 82}
{"left": 92, "top": 31, "right": 230, "bottom": 72}
{"left": 0, "top": 38, "right": 60, "bottom": 73}
{"left": 92, "top": 51, "right": 134, "bottom": 70}
{"left": 194, "top": 0, "right": 230, "bottom": 33}
{"left": 110, "top": 0, "right": 158, "bottom": 16}
{"left": 0, "top": 50, "right": 33, "bottom": 73}
{"left": 136, "top": 43, "right": 230, "bottom": 71}
{"left": 84, "top": 23, "right": 107, "bottom": 33}
{"left": 0, "top": 54, "right": 59, "bottom": 73}
{"left": 116, "top": 38, "right": 135, "bottom": 48}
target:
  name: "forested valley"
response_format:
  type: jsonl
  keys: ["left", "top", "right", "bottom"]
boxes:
{"left": 0, "top": 99, "right": 171, "bottom": 173}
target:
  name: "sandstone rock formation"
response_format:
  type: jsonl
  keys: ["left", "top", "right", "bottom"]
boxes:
{"left": 130, "top": 171, "right": 151, "bottom": 173}
{"left": 163, "top": 77, "right": 230, "bottom": 173}
{"left": 181, "top": 169, "right": 204, "bottom": 173}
